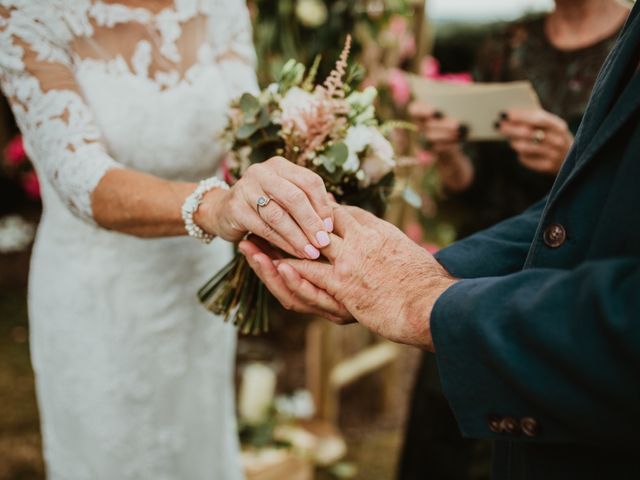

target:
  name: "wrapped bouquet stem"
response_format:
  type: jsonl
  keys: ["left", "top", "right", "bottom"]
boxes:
{"left": 199, "top": 36, "right": 397, "bottom": 334}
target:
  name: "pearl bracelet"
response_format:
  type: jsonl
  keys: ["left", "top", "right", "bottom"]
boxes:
{"left": 181, "top": 177, "right": 229, "bottom": 244}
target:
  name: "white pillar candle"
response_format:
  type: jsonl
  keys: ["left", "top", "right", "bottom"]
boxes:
{"left": 239, "top": 362, "right": 277, "bottom": 426}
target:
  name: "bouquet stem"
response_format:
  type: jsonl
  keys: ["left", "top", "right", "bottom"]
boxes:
{"left": 198, "top": 253, "right": 270, "bottom": 335}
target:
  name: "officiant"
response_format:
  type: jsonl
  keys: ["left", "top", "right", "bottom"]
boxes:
{"left": 241, "top": 0, "right": 640, "bottom": 478}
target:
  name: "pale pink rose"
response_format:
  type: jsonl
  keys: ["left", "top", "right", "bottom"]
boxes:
{"left": 404, "top": 222, "right": 423, "bottom": 243}
{"left": 421, "top": 242, "right": 440, "bottom": 254}
{"left": 22, "top": 170, "right": 40, "bottom": 200}
{"left": 416, "top": 149, "right": 435, "bottom": 167}
{"left": 387, "top": 69, "right": 411, "bottom": 107}
{"left": 4, "top": 135, "right": 26, "bottom": 166}
{"left": 278, "top": 87, "right": 319, "bottom": 135}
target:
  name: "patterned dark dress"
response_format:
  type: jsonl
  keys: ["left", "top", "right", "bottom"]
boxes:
{"left": 399, "top": 14, "right": 622, "bottom": 480}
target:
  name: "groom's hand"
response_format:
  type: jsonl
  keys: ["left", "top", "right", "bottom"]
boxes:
{"left": 278, "top": 206, "right": 458, "bottom": 350}
{"left": 238, "top": 235, "right": 353, "bottom": 324}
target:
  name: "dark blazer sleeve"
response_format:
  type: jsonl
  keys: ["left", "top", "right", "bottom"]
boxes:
{"left": 430, "top": 257, "right": 640, "bottom": 443}
{"left": 435, "top": 196, "right": 546, "bottom": 278}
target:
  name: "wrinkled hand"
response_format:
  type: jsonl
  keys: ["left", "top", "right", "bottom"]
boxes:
{"left": 238, "top": 235, "right": 353, "bottom": 323}
{"left": 497, "top": 108, "right": 573, "bottom": 175}
{"left": 267, "top": 206, "right": 457, "bottom": 350}
{"left": 204, "top": 156, "right": 334, "bottom": 259}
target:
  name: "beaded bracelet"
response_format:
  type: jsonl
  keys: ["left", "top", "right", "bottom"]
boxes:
{"left": 181, "top": 177, "right": 229, "bottom": 244}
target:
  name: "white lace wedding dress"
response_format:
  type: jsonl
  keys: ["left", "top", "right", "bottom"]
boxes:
{"left": 0, "top": 1, "right": 258, "bottom": 478}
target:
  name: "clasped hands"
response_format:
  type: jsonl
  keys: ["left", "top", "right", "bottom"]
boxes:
{"left": 239, "top": 204, "right": 458, "bottom": 351}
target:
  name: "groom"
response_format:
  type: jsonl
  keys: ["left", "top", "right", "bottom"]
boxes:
{"left": 241, "top": 3, "right": 640, "bottom": 479}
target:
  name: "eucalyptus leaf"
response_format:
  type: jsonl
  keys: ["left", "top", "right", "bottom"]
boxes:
{"left": 239, "top": 93, "right": 260, "bottom": 118}
{"left": 237, "top": 122, "right": 259, "bottom": 140}
{"left": 327, "top": 142, "right": 348, "bottom": 166}
{"left": 320, "top": 155, "right": 336, "bottom": 173}
{"left": 255, "top": 107, "right": 271, "bottom": 129}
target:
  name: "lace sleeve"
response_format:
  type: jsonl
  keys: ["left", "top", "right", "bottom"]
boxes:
{"left": 0, "top": 5, "right": 122, "bottom": 223}
{"left": 210, "top": 0, "right": 259, "bottom": 97}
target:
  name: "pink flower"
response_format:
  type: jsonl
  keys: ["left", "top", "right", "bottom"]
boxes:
{"left": 416, "top": 149, "right": 435, "bottom": 167}
{"left": 421, "top": 56, "right": 473, "bottom": 85}
{"left": 421, "top": 56, "right": 441, "bottom": 79}
{"left": 387, "top": 68, "right": 411, "bottom": 107}
{"left": 400, "top": 36, "right": 416, "bottom": 61}
{"left": 421, "top": 242, "right": 440, "bottom": 254}
{"left": 389, "top": 15, "right": 408, "bottom": 36}
{"left": 22, "top": 170, "right": 40, "bottom": 200}
{"left": 4, "top": 135, "right": 26, "bottom": 166}
{"left": 404, "top": 222, "right": 423, "bottom": 243}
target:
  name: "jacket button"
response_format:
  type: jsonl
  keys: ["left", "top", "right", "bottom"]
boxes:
{"left": 520, "top": 417, "right": 539, "bottom": 437}
{"left": 543, "top": 223, "right": 566, "bottom": 248}
{"left": 500, "top": 417, "right": 520, "bottom": 435}
{"left": 487, "top": 415, "right": 502, "bottom": 433}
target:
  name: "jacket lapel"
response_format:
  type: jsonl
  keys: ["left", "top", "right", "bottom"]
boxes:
{"left": 549, "top": 6, "right": 640, "bottom": 201}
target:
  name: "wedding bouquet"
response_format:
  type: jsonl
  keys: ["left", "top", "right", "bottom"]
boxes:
{"left": 199, "top": 37, "right": 397, "bottom": 334}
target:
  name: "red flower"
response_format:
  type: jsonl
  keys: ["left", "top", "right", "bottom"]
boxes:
{"left": 21, "top": 170, "right": 41, "bottom": 200}
{"left": 4, "top": 135, "right": 27, "bottom": 166}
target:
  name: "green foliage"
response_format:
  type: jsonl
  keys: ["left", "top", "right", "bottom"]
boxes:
{"left": 251, "top": 0, "right": 414, "bottom": 84}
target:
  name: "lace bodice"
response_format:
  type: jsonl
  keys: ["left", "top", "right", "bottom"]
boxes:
{"left": 0, "top": 0, "right": 257, "bottom": 222}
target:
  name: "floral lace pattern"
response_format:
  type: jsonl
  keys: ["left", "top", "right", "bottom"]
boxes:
{"left": 0, "top": 1, "right": 256, "bottom": 478}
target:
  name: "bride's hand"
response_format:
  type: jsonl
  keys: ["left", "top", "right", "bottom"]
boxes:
{"left": 200, "top": 156, "right": 334, "bottom": 259}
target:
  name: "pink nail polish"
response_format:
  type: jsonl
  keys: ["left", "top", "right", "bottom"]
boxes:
{"left": 324, "top": 218, "right": 334, "bottom": 232}
{"left": 304, "top": 244, "right": 320, "bottom": 259}
{"left": 316, "top": 230, "right": 330, "bottom": 247}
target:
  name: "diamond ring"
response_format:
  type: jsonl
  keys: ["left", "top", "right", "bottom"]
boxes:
{"left": 532, "top": 129, "right": 546, "bottom": 145}
{"left": 256, "top": 195, "right": 272, "bottom": 211}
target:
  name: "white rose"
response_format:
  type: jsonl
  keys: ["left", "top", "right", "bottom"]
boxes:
{"left": 342, "top": 125, "right": 373, "bottom": 172}
{"left": 360, "top": 129, "right": 396, "bottom": 185}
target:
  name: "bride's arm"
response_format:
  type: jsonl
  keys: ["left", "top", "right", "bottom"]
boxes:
{"left": 0, "top": 6, "right": 333, "bottom": 258}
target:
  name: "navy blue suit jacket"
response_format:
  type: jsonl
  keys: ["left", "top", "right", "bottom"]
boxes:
{"left": 431, "top": 4, "right": 640, "bottom": 479}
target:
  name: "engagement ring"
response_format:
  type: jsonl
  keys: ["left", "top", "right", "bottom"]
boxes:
{"left": 256, "top": 195, "right": 272, "bottom": 211}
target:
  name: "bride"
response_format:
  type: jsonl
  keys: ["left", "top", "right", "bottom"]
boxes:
{"left": 0, "top": 1, "right": 335, "bottom": 478}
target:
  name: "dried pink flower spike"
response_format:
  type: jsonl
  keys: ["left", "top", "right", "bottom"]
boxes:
{"left": 322, "top": 35, "right": 352, "bottom": 99}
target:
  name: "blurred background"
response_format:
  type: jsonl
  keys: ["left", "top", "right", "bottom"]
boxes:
{"left": 1, "top": 0, "right": 609, "bottom": 479}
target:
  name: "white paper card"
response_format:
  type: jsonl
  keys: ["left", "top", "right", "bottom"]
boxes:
{"left": 407, "top": 75, "right": 541, "bottom": 141}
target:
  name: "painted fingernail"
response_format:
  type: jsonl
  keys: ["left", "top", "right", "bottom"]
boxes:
{"left": 499, "top": 111, "right": 509, "bottom": 120}
{"left": 433, "top": 110, "right": 444, "bottom": 119}
{"left": 493, "top": 120, "right": 501, "bottom": 130}
{"left": 324, "top": 217, "right": 334, "bottom": 232}
{"left": 304, "top": 244, "right": 320, "bottom": 259}
{"left": 316, "top": 230, "right": 330, "bottom": 247}
{"left": 458, "top": 124, "right": 470, "bottom": 140}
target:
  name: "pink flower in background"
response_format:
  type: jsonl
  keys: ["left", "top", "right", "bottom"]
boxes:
{"left": 421, "top": 242, "right": 440, "bottom": 254}
{"left": 387, "top": 68, "right": 411, "bottom": 107}
{"left": 420, "top": 56, "right": 473, "bottom": 84}
{"left": 404, "top": 222, "right": 423, "bottom": 243}
{"left": 22, "top": 170, "right": 40, "bottom": 200}
{"left": 388, "top": 15, "right": 408, "bottom": 36}
{"left": 4, "top": 135, "right": 26, "bottom": 166}
{"left": 416, "top": 149, "right": 435, "bottom": 167}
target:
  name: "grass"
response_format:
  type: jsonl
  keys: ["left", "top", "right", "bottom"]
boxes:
{"left": 0, "top": 291, "right": 45, "bottom": 480}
